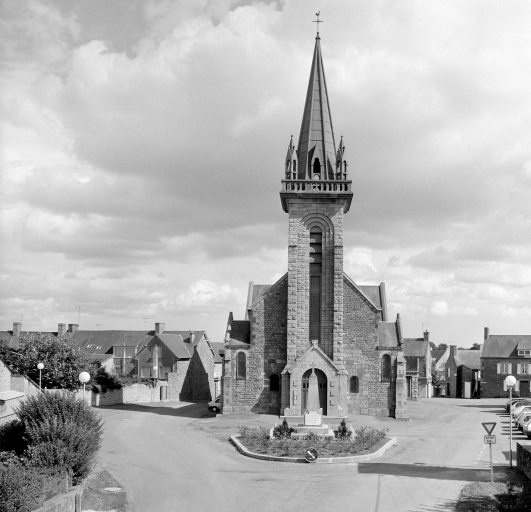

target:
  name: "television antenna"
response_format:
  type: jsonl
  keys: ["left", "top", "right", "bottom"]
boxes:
{"left": 143, "top": 318, "right": 150, "bottom": 330}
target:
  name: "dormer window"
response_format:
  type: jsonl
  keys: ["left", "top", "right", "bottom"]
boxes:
{"left": 518, "top": 350, "right": 531, "bottom": 357}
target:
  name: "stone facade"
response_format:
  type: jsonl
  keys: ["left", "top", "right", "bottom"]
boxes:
{"left": 222, "top": 34, "right": 407, "bottom": 419}
{"left": 180, "top": 337, "right": 215, "bottom": 401}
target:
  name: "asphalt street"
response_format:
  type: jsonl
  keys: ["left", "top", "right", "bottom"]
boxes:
{"left": 92, "top": 398, "right": 530, "bottom": 512}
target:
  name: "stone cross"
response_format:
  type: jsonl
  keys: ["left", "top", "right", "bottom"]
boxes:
{"left": 306, "top": 364, "right": 321, "bottom": 412}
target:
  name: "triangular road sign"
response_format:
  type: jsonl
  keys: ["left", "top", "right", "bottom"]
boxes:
{"left": 482, "top": 422, "right": 496, "bottom": 435}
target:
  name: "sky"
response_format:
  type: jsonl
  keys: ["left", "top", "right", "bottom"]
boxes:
{"left": 1, "top": 0, "right": 531, "bottom": 346}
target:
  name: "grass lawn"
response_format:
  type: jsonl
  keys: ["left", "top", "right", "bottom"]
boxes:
{"left": 237, "top": 425, "right": 389, "bottom": 458}
{"left": 456, "top": 480, "right": 531, "bottom": 512}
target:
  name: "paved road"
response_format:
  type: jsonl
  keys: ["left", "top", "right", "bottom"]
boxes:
{"left": 93, "top": 398, "right": 530, "bottom": 512}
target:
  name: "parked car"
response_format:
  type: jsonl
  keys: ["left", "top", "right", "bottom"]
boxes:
{"left": 516, "top": 413, "right": 531, "bottom": 431}
{"left": 513, "top": 407, "right": 531, "bottom": 427}
{"left": 512, "top": 404, "right": 531, "bottom": 420}
{"left": 522, "top": 418, "right": 531, "bottom": 438}
{"left": 505, "top": 398, "right": 531, "bottom": 412}
{"left": 208, "top": 397, "right": 221, "bottom": 413}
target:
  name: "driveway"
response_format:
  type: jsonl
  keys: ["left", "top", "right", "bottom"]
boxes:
{"left": 92, "top": 398, "right": 530, "bottom": 512}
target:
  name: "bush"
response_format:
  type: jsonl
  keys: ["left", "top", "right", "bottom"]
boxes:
{"left": 333, "top": 419, "right": 353, "bottom": 439}
{"left": 92, "top": 367, "right": 123, "bottom": 394}
{"left": 0, "top": 452, "right": 67, "bottom": 512}
{"left": 16, "top": 391, "right": 103, "bottom": 484}
{"left": 272, "top": 419, "right": 294, "bottom": 439}
{"left": 0, "top": 420, "right": 26, "bottom": 455}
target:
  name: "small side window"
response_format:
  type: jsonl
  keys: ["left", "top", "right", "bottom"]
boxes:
{"left": 269, "top": 374, "right": 279, "bottom": 391}
{"left": 236, "top": 352, "right": 246, "bottom": 380}
{"left": 350, "top": 376, "right": 359, "bottom": 393}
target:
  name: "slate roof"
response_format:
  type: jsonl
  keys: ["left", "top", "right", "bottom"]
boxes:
{"left": 90, "top": 354, "right": 114, "bottom": 363}
{"left": 228, "top": 321, "right": 250, "bottom": 346}
{"left": 151, "top": 334, "right": 190, "bottom": 359}
{"left": 65, "top": 330, "right": 153, "bottom": 355}
{"left": 403, "top": 339, "right": 429, "bottom": 357}
{"left": 481, "top": 335, "right": 531, "bottom": 358}
{"left": 431, "top": 350, "right": 446, "bottom": 363}
{"left": 455, "top": 350, "right": 481, "bottom": 370}
{"left": 378, "top": 322, "right": 399, "bottom": 347}
{"left": 210, "top": 342, "right": 225, "bottom": 364}
{"left": 358, "top": 286, "right": 381, "bottom": 309}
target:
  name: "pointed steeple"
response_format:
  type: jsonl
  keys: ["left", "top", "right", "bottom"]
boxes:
{"left": 296, "top": 34, "right": 336, "bottom": 180}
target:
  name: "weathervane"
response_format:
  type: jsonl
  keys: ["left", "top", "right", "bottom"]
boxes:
{"left": 313, "top": 11, "right": 322, "bottom": 36}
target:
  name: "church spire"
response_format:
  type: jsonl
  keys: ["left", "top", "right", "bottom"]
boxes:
{"left": 296, "top": 34, "right": 336, "bottom": 180}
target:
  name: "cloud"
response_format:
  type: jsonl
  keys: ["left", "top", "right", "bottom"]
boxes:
{"left": 430, "top": 301, "right": 449, "bottom": 316}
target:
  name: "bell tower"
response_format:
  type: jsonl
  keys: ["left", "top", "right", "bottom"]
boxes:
{"left": 280, "top": 32, "right": 353, "bottom": 368}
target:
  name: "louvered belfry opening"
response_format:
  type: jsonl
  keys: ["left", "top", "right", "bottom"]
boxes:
{"left": 309, "top": 227, "right": 322, "bottom": 343}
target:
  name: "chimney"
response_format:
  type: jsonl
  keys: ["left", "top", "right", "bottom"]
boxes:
{"left": 450, "top": 345, "right": 456, "bottom": 358}
{"left": 58, "top": 323, "right": 67, "bottom": 337}
{"left": 189, "top": 331, "right": 195, "bottom": 345}
{"left": 484, "top": 327, "right": 489, "bottom": 341}
{"left": 68, "top": 324, "right": 79, "bottom": 333}
{"left": 155, "top": 323, "right": 165, "bottom": 334}
{"left": 423, "top": 330, "right": 429, "bottom": 342}
{"left": 12, "top": 322, "right": 21, "bottom": 337}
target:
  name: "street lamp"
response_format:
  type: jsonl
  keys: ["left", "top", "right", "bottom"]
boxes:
{"left": 79, "top": 372, "right": 91, "bottom": 403}
{"left": 505, "top": 375, "right": 517, "bottom": 467}
{"left": 37, "top": 363, "right": 44, "bottom": 390}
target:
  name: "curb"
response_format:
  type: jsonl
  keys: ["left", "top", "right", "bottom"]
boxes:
{"left": 229, "top": 436, "right": 397, "bottom": 464}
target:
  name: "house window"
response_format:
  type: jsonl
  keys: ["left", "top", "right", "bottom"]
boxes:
{"left": 236, "top": 352, "right": 246, "bottom": 380}
{"left": 497, "top": 363, "right": 512, "bottom": 374}
{"left": 381, "top": 355, "right": 392, "bottom": 381}
{"left": 350, "top": 376, "right": 359, "bottom": 393}
{"left": 447, "top": 367, "right": 451, "bottom": 378}
{"left": 269, "top": 374, "right": 279, "bottom": 391}
{"left": 518, "top": 364, "right": 530, "bottom": 374}
{"left": 518, "top": 350, "right": 531, "bottom": 357}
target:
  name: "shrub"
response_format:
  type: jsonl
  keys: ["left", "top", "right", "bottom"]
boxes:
{"left": 272, "top": 419, "right": 294, "bottom": 439}
{"left": 0, "top": 452, "right": 67, "bottom": 512}
{"left": 16, "top": 391, "right": 103, "bottom": 485}
{"left": 0, "top": 420, "right": 26, "bottom": 455}
{"left": 93, "top": 367, "right": 123, "bottom": 394}
{"left": 333, "top": 419, "right": 353, "bottom": 440}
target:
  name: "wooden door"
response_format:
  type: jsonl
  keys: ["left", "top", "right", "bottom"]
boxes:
{"left": 521, "top": 381, "right": 530, "bottom": 398}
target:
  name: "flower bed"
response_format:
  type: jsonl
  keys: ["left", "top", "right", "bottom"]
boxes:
{"left": 237, "top": 424, "right": 389, "bottom": 458}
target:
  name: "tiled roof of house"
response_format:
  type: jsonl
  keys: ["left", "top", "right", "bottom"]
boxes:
{"left": 455, "top": 350, "right": 481, "bottom": 370}
{"left": 358, "top": 286, "right": 381, "bottom": 309}
{"left": 378, "top": 322, "right": 399, "bottom": 347}
{"left": 151, "top": 334, "right": 191, "bottom": 359}
{"left": 90, "top": 353, "right": 114, "bottom": 363}
{"left": 431, "top": 350, "right": 446, "bottom": 362}
{"left": 210, "top": 342, "right": 225, "bottom": 364}
{"left": 66, "top": 330, "right": 153, "bottom": 355}
{"left": 403, "top": 339, "right": 429, "bottom": 357}
{"left": 481, "top": 335, "right": 531, "bottom": 357}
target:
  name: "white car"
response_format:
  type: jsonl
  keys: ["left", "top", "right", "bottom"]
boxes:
{"left": 208, "top": 397, "right": 221, "bottom": 413}
{"left": 512, "top": 404, "right": 531, "bottom": 420}
{"left": 517, "top": 413, "right": 531, "bottom": 431}
{"left": 522, "top": 417, "right": 531, "bottom": 438}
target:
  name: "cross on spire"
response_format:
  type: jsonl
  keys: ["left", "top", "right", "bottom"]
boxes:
{"left": 313, "top": 11, "right": 322, "bottom": 37}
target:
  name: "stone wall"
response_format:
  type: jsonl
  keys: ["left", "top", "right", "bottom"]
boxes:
{"left": 0, "top": 360, "right": 10, "bottom": 391}
{"left": 228, "top": 277, "right": 288, "bottom": 414}
{"left": 33, "top": 484, "right": 83, "bottom": 512}
{"left": 481, "top": 358, "right": 531, "bottom": 398}
{"left": 93, "top": 381, "right": 169, "bottom": 406}
{"left": 517, "top": 443, "right": 531, "bottom": 481}
{"left": 343, "top": 279, "right": 394, "bottom": 416}
{"left": 168, "top": 362, "right": 189, "bottom": 400}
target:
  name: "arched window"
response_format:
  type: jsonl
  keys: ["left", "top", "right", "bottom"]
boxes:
{"left": 350, "top": 376, "right": 359, "bottom": 393}
{"left": 269, "top": 374, "right": 279, "bottom": 391}
{"left": 312, "top": 158, "right": 321, "bottom": 179}
{"left": 309, "top": 227, "right": 322, "bottom": 344}
{"left": 381, "top": 354, "right": 392, "bottom": 382}
{"left": 236, "top": 352, "right": 246, "bottom": 380}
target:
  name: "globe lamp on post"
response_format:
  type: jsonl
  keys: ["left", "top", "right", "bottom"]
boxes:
{"left": 79, "top": 372, "right": 91, "bottom": 403}
{"left": 505, "top": 375, "right": 517, "bottom": 467}
{"left": 37, "top": 363, "right": 44, "bottom": 390}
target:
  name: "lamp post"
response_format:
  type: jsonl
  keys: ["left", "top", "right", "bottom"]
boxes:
{"left": 505, "top": 375, "right": 517, "bottom": 467}
{"left": 37, "top": 363, "right": 44, "bottom": 390}
{"left": 79, "top": 372, "right": 91, "bottom": 403}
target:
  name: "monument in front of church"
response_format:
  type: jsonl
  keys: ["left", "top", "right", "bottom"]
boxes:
{"left": 221, "top": 28, "right": 408, "bottom": 419}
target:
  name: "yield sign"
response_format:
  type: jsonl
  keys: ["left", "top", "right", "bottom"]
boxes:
{"left": 482, "top": 422, "right": 496, "bottom": 435}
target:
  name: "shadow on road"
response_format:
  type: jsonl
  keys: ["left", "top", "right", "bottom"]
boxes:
{"left": 97, "top": 402, "right": 214, "bottom": 419}
{"left": 357, "top": 462, "right": 509, "bottom": 482}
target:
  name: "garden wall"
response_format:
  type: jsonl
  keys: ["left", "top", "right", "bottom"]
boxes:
{"left": 92, "top": 381, "right": 169, "bottom": 406}
{"left": 33, "top": 484, "right": 83, "bottom": 512}
{"left": 517, "top": 443, "right": 531, "bottom": 481}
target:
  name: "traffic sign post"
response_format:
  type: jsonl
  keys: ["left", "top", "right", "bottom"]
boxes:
{"left": 482, "top": 423, "right": 497, "bottom": 483}
{"left": 305, "top": 447, "right": 319, "bottom": 463}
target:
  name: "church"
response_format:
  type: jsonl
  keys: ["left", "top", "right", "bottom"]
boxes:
{"left": 221, "top": 31, "right": 408, "bottom": 419}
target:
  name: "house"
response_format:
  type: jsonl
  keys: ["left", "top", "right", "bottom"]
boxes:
{"left": 431, "top": 347, "right": 450, "bottom": 396}
{"left": 481, "top": 327, "right": 531, "bottom": 398}
{"left": 221, "top": 33, "right": 408, "bottom": 419}
{"left": 445, "top": 346, "right": 481, "bottom": 398}
{"left": 135, "top": 330, "right": 215, "bottom": 401}
{"left": 403, "top": 331, "right": 432, "bottom": 399}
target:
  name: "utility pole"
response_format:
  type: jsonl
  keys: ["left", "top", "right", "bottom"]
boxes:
{"left": 77, "top": 306, "right": 81, "bottom": 326}
{"left": 96, "top": 324, "right": 103, "bottom": 330}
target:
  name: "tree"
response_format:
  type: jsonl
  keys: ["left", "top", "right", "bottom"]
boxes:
{"left": 0, "top": 333, "right": 98, "bottom": 389}
{"left": 436, "top": 343, "right": 448, "bottom": 350}
{"left": 469, "top": 343, "right": 481, "bottom": 351}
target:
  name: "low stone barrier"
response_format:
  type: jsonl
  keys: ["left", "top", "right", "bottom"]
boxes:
{"left": 517, "top": 443, "right": 531, "bottom": 481}
{"left": 230, "top": 435, "right": 397, "bottom": 464}
{"left": 33, "top": 484, "right": 83, "bottom": 512}
{"left": 93, "top": 381, "right": 169, "bottom": 406}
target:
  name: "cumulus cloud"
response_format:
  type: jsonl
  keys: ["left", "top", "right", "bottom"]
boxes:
{"left": 1, "top": 0, "right": 531, "bottom": 343}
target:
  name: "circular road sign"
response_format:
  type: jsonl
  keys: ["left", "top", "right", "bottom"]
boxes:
{"left": 305, "top": 447, "right": 319, "bottom": 463}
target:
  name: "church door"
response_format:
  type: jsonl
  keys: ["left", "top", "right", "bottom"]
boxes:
{"left": 301, "top": 369, "right": 327, "bottom": 415}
